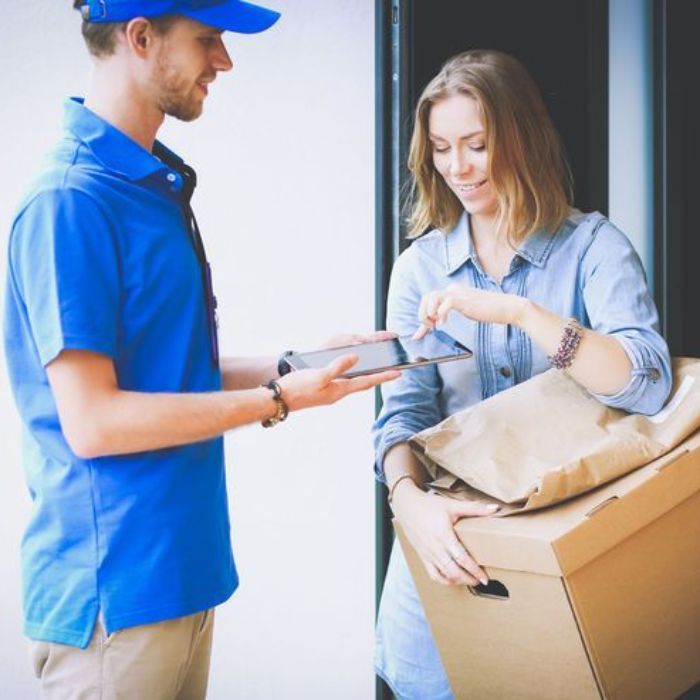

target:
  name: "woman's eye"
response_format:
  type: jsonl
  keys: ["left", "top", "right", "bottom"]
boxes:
{"left": 469, "top": 143, "right": 486, "bottom": 152}
{"left": 432, "top": 145, "right": 450, "bottom": 154}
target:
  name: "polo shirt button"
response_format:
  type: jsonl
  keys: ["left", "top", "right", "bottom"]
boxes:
{"left": 500, "top": 366, "right": 512, "bottom": 378}
{"left": 167, "top": 173, "right": 177, "bottom": 183}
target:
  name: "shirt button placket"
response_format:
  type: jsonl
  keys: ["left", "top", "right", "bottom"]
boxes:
{"left": 492, "top": 320, "right": 513, "bottom": 391}
{"left": 166, "top": 171, "right": 182, "bottom": 193}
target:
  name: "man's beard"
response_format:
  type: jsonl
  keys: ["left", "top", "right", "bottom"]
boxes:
{"left": 152, "top": 50, "right": 204, "bottom": 122}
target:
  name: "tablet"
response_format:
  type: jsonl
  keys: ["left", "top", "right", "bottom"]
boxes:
{"left": 283, "top": 329, "right": 473, "bottom": 379}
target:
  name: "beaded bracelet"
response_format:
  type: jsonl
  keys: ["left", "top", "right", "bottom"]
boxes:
{"left": 261, "top": 379, "right": 289, "bottom": 428}
{"left": 548, "top": 318, "right": 584, "bottom": 370}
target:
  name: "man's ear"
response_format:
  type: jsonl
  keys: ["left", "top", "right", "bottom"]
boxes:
{"left": 124, "top": 17, "right": 155, "bottom": 58}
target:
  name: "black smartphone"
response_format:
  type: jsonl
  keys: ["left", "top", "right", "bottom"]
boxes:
{"left": 283, "top": 329, "right": 473, "bottom": 379}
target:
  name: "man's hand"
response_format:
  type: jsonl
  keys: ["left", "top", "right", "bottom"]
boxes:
{"left": 277, "top": 353, "right": 399, "bottom": 412}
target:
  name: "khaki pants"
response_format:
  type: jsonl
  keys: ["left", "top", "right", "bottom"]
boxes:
{"left": 29, "top": 609, "right": 214, "bottom": 700}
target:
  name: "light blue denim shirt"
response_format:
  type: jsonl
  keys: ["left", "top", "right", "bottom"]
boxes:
{"left": 373, "top": 209, "right": 672, "bottom": 481}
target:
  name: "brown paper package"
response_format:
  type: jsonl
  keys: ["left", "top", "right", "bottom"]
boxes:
{"left": 409, "top": 357, "right": 700, "bottom": 515}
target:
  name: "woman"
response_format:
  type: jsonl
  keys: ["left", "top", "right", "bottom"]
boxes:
{"left": 373, "top": 49, "right": 672, "bottom": 699}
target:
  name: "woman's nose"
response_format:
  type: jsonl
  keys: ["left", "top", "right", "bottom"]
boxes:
{"left": 449, "top": 150, "right": 473, "bottom": 176}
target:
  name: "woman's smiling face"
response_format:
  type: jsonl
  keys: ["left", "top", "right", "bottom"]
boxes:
{"left": 429, "top": 93, "right": 498, "bottom": 221}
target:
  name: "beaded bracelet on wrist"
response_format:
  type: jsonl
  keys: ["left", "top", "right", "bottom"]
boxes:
{"left": 261, "top": 379, "right": 289, "bottom": 428}
{"left": 548, "top": 317, "right": 583, "bottom": 370}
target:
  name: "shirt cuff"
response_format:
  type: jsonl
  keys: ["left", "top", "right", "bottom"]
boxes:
{"left": 589, "top": 336, "right": 670, "bottom": 415}
{"left": 374, "top": 425, "right": 423, "bottom": 484}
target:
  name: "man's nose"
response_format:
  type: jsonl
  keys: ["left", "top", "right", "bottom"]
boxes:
{"left": 213, "top": 40, "right": 233, "bottom": 72}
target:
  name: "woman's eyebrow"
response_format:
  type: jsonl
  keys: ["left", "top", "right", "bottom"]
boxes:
{"left": 429, "top": 130, "right": 485, "bottom": 141}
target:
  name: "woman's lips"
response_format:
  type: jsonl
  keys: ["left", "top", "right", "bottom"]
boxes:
{"left": 454, "top": 179, "right": 487, "bottom": 194}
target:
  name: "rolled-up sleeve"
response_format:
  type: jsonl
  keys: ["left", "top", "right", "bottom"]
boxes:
{"left": 581, "top": 220, "right": 672, "bottom": 415}
{"left": 372, "top": 254, "right": 443, "bottom": 482}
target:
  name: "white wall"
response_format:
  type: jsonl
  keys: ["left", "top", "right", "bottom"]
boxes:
{"left": 0, "top": 2, "right": 378, "bottom": 698}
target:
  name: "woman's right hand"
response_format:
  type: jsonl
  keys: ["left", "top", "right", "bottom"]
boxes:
{"left": 390, "top": 480, "right": 498, "bottom": 587}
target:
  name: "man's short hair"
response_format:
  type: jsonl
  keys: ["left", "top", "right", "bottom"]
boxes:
{"left": 73, "top": 1, "right": 178, "bottom": 57}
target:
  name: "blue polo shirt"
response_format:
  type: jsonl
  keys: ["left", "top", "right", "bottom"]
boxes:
{"left": 3, "top": 98, "right": 238, "bottom": 648}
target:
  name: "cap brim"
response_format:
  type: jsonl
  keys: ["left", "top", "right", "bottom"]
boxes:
{"left": 181, "top": 0, "right": 280, "bottom": 34}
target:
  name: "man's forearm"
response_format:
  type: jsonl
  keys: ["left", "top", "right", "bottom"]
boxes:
{"left": 221, "top": 356, "right": 278, "bottom": 390}
{"left": 48, "top": 349, "right": 398, "bottom": 460}
{"left": 66, "top": 386, "right": 279, "bottom": 459}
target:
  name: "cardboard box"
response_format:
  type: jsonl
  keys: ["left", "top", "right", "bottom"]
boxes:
{"left": 397, "top": 430, "right": 700, "bottom": 700}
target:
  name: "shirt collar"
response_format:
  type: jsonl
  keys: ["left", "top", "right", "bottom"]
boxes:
{"left": 443, "top": 211, "right": 559, "bottom": 275}
{"left": 63, "top": 97, "right": 170, "bottom": 182}
{"left": 515, "top": 225, "right": 558, "bottom": 268}
{"left": 444, "top": 212, "right": 475, "bottom": 275}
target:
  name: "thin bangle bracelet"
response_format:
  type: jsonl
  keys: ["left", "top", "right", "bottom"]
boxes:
{"left": 388, "top": 474, "right": 421, "bottom": 504}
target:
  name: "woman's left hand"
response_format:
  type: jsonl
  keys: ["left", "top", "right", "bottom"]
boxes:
{"left": 414, "top": 284, "right": 527, "bottom": 339}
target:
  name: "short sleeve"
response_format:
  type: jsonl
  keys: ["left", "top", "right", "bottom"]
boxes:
{"left": 9, "top": 187, "right": 121, "bottom": 366}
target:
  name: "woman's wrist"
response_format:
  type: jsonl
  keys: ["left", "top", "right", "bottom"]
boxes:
{"left": 512, "top": 296, "right": 536, "bottom": 329}
{"left": 388, "top": 475, "right": 426, "bottom": 512}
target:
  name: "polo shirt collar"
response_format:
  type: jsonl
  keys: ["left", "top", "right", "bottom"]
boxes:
{"left": 444, "top": 211, "right": 558, "bottom": 274}
{"left": 64, "top": 97, "right": 168, "bottom": 181}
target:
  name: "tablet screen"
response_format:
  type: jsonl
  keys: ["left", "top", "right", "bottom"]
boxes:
{"left": 285, "top": 330, "right": 472, "bottom": 378}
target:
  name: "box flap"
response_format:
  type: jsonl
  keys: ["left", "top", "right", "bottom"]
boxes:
{"left": 451, "top": 432, "right": 700, "bottom": 575}
{"left": 554, "top": 438, "right": 700, "bottom": 574}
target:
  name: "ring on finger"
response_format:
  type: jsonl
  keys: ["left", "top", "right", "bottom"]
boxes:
{"left": 447, "top": 544, "right": 464, "bottom": 561}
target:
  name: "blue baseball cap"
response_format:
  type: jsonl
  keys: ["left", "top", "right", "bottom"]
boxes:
{"left": 79, "top": 0, "right": 281, "bottom": 34}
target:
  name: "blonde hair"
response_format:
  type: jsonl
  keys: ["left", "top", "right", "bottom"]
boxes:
{"left": 406, "top": 49, "right": 573, "bottom": 242}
